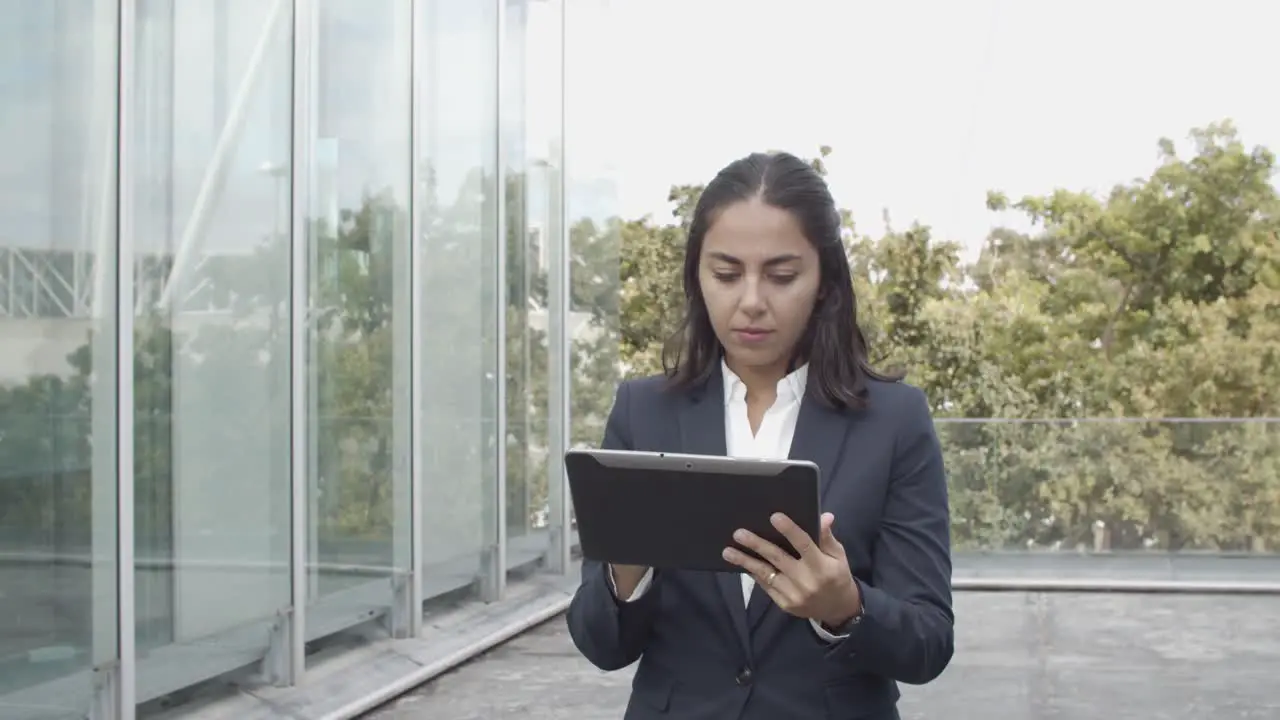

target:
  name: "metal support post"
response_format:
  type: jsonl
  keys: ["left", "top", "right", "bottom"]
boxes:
{"left": 259, "top": 607, "right": 295, "bottom": 686}
{"left": 482, "top": 0, "right": 510, "bottom": 603}
{"left": 382, "top": 572, "right": 415, "bottom": 639}
{"left": 115, "top": 0, "right": 138, "bottom": 716}
{"left": 287, "top": 0, "right": 315, "bottom": 687}
{"left": 405, "top": 0, "right": 427, "bottom": 636}
{"left": 544, "top": 0, "right": 572, "bottom": 575}
{"left": 90, "top": 660, "right": 122, "bottom": 720}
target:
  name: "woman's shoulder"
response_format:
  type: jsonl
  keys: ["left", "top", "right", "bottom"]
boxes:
{"left": 616, "top": 373, "right": 677, "bottom": 408}
{"left": 859, "top": 376, "right": 934, "bottom": 424}
{"left": 619, "top": 373, "right": 670, "bottom": 395}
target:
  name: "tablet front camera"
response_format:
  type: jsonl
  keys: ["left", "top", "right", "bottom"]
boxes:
{"left": 685, "top": 462, "right": 693, "bottom": 469}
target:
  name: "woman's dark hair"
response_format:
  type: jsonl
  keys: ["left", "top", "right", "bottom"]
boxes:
{"left": 662, "top": 151, "right": 902, "bottom": 409}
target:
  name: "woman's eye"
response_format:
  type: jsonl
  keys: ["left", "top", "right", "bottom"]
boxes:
{"left": 770, "top": 274, "right": 797, "bottom": 285}
{"left": 712, "top": 273, "right": 739, "bottom": 282}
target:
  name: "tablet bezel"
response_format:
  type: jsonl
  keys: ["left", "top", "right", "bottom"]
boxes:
{"left": 566, "top": 448, "right": 821, "bottom": 574}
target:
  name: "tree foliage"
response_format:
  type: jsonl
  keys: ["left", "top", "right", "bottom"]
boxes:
{"left": 612, "top": 122, "right": 1280, "bottom": 553}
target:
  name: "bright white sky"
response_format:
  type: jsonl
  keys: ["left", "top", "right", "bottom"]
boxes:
{"left": 568, "top": 0, "right": 1280, "bottom": 256}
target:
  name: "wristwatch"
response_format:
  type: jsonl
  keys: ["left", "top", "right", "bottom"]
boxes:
{"left": 824, "top": 592, "right": 867, "bottom": 634}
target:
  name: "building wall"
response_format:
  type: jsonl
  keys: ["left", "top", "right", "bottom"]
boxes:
{"left": 0, "top": 0, "right": 618, "bottom": 716}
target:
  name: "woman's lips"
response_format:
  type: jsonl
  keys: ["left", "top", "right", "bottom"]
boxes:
{"left": 733, "top": 329, "right": 772, "bottom": 343}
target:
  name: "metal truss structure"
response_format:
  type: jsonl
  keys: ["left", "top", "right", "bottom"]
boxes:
{"left": 0, "top": 245, "right": 218, "bottom": 319}
{"left": 0, "top": 245, "right": 98, "bottom": 319}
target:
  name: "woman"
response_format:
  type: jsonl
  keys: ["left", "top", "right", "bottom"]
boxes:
{"left": 566, "top": 152, "right": 954, "bottom": 720}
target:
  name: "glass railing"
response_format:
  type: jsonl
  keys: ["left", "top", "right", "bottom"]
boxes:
{"left": 6, "top": 415, "right": 1278, "bottom": 560}
{"left": 5, "top": 414, "right": 1277, "bottom": 698}
{"left": 940, "top": 418, "right": 1280, "bottom": 555}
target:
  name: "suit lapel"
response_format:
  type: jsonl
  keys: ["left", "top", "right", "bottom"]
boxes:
{"left": 676, "top": 369, "right": 753, "bottom": 658}
{"left": 746, "top": 384, "right": 852, "bottom": 630}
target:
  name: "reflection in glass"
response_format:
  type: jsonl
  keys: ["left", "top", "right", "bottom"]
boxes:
{"left": 417, "top": 0, "right": 502, "bottom": 600}
{"left": 0, "top": 1, "right": 118, "bottom": 713}
{"left": 503, "top": 0, "right": 531, "bottom": 550}
{"left": 128, "top": 0, "right": 292, "bottom": 701}
{"left": 308, "top": 0, "right": 412, "bottom": 609}
{"left": 503, "top": 0, "right": 560, "bottom": 566}
{"left": 565, "top": 0, "right": 622, "bottom": 459}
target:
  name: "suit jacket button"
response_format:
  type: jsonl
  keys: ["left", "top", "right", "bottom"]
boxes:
{"left": 735, "top": 668, "right": 753, "bottom": 686}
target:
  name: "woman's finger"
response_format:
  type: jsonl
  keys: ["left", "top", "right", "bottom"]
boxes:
{"left": 722, "top": 547, "right": 799, "bottom": 607}
{"left": 732, "top": 528, "right": 801, "bottom": 576}
{"left": 769, "top": 513, "right": 819, "bottom": 560}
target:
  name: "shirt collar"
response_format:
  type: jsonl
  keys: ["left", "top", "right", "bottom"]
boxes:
{"left": 721, "top": 359, "right": 809, "bottom": 406}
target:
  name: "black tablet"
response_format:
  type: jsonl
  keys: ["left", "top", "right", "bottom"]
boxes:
{"left": 565, "top": 448, "right": 821, "bottom": 573}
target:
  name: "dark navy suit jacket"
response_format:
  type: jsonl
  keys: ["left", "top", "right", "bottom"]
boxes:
{"left": 566, "top": 368, "right": 954, "bottom": 720}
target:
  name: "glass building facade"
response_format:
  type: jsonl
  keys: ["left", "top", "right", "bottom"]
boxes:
{"left": 0, "top": 0, "right": 619, "bottom": 717}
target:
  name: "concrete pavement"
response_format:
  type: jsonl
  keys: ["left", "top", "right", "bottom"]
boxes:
{"left": 365, "top": 591, "right": 1280, "bottom": 719}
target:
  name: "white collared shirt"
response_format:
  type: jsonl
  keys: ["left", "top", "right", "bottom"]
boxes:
{"left": 722, "top": 360, "right": 807, "bottom": 605}
{"left": 609, "top": 360, "right": 846, "bottom": 642}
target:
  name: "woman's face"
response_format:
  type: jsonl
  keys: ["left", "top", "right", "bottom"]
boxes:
{"left": 698, "top": 197, "right": 822, "bottom": 379}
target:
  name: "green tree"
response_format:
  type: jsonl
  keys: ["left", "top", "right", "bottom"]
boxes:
{"left": 605, "top": 126, "right": 1280, "bottom": 553}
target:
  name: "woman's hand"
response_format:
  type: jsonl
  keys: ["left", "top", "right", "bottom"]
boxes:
{"left": 722, "top": 512, "right": 862, "bottom": 628}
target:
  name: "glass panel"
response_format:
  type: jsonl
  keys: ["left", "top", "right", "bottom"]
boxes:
{"left": 529, "top": 0, "right": 570, "bottom": 568}
{"left": 418, "top": 0, "right": 501, "bottom": 601}
{"left": 128, "top": 0, "right": 292, "bottom": 702}
{"left": 307, "top": 0, "right": 413, "bottom": 620}
{"left": 565, "top": 0, "right": 621, "bottom": 501}
{"left": 502, "top": 0, "right": 560, "bottom": 570}
{"left": 0, "top": 1, "right": 119, "bottom": 715}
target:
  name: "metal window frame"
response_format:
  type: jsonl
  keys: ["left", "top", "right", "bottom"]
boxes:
{"left": 406, "top": 0, "right": 426, "bottom": 639}
{"left": 483, "top": 0, "right": 510, "bottom": 603}
{"left": 113, "top": 0, "right": 138, "bottom": 717}
{"left": 287, "top": 0, "right": 314, "bottom": 687}
{"left": 545, "top": 0, "right": 571, "bottom": 575}
{"left": 379, "top": 0, "right": 418, "bottom": 640}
